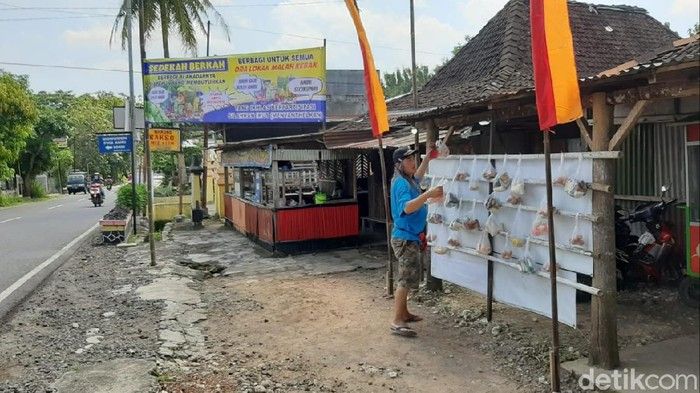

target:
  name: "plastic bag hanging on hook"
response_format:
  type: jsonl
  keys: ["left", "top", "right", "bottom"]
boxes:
{"left": 569, "top": 213, "right": 585, "bottom": 247}
{"left": 518, "top": 238, "right": 536, "bottom": 273}
{"left": 447, "top": 195, "right": 465, "bottom": 231}
{"left": 444, "top": 171, "right": 460, "bottom": 209}
{"left": 427, "top": 176, "right": 446, "bottom": 204}
{"left": 477, "top": 230, "right": 491, "bottom": 255}
{"left": 502, "top": 232, "right": 514, "bottom": 259}
{"left": 493, "top": 154, "right": 512, "bottom": 192}
{"left": 510, "top": 154, "right": 525, "bottom": 197}
{"left": 484, "top": 192, "right": 502, "bottom": 212}
{"left": 468, "top": 157, "right": 480, "bottom": 190}
{"left": 482, "top": 155, "right": 497, "bottom": 181}
{"left": 531, "top": 213, "right": 549, "bottom": 238}
{"left": 434, "top": 246, "right": 449, "bottom": 255}
{"left": 484, "top": 214, "right": 501, "bottom": 237}
{"left": 454, "top": 156, "right": 468, "bottom": 181}
{"left": 464, "top": 199, "right": 480, "bottom": 231}
{"left": 447, "top": 233, "right": 462, "bottom": 248}
{"left": 510, "top": 205, "right": 526, "bottom": 247}
{"left": 564, "top": 153, "right": 589, "bottom": 198}
{"left": 554, "top": 153, "right": 567, "bottom": 187}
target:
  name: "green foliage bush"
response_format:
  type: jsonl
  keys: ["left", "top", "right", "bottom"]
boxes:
{"left": 0, "top": 193, "right": 23, "bottom": 207}
{"left": 154, "top": 184, "right": 177, "bottom": 197}
{"left": 117, "top": 184, "right": 148, "bottom": 214}
{"left": 29, "top": 181, "right": 46, "bottom": 199}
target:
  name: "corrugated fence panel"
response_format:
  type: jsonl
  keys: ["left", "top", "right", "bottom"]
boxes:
{"left": 616, "top": 123, "right": 656, "bottom": 196}
{"left": 615, "top": 122, "right": 688, "bottom": 263}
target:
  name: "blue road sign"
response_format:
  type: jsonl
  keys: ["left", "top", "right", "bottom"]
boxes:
{"left": 97, "top": 133, "right": 133, "bottom": 154}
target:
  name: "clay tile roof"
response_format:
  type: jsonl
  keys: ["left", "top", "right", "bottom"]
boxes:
{"left": 388, "top": 0, "right": 679, "bottom": 115}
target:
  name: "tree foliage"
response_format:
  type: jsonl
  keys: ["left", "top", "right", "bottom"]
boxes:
{"left": 690, "top": 22, "right": 700, "bottom": 36}
{"left": 0, "top": 71, "right": 36, "bottom": 180}
{"left": 381, "top": 66, "right": 432, "bottom": 99}
{"left": 19, "top": 106, "right": 71, "bottom": 197}
{"left": 111, "top": 0, "right": 230, "bottom": 57}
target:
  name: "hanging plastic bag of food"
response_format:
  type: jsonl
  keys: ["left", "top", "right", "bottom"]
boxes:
{"left": 510, "top": 154, "right": 525, "bottom": 197}
{"left": 443, "top": 171, "right": 461, "bottom": 209}
{"left": 436, "top": 138, "right": 450, "bottom": 158}
{"left": 477, "top": 230, "right": 491, "bottom": 255}
{"left": 531, "top": 214, "right": 549, "bottom": 238}
{"left": 569, "top": 213, "right": 585, "bottom": 247}
{"left": 564, "top": 154, "right": 589, "bottom": 198}
{"left": 553, "top": 153, "right": 567, "bottom": 187}
{"left": 427, "top": 176, "right": 446, "bottom": 204}
{"left": 537, "top": 196, "right": 557, "bottom": 217}
{"left": 434, "top": 246, "right": 449, "bottom": 255}
{"left": 493, "top": 154, "right": 512, "bottom": 192}
{"left": 510, "top": 205, "right": 526, "bottom": 247}
{"left": 484, "top": 214, "right": 500, "bottom": 237}
{"left": 482, "top": 155, "right": 497, "bottom": 181}
{"left": 484, "top": 192, "right": 502, "bottom": 213}
{"left": 454, "top": 156, "right": 468, "bottom": 181}
{"left": 468, "top": 157, "right": 480, "bottom": 191}
{"left": 464, "top": 199, "right": 480, "bottom": 231}
{"left": 428, "top": 212, "right": 444, "bottom": 224}
{"left": 448, "top": 193, "right": 464, "bottom": 231}
{"left": 426, "top": 231, "right": 437, "bottom": 243}
{"left": 447, "top": 233, "right": 461, "bottom": 248}
{"left": 518, "top": 238, "right": 536, "bottom": 273}
{"left": 502, "top": 232, "right": 514, "bottom": 259}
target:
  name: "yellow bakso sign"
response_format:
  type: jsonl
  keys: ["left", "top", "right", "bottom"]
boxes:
{"left": 148, "top": 128, "right": 181, "bottom": 152}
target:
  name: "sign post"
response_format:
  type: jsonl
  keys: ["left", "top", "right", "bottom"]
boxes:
{"left": 97, "top": 133, "right": 133, "bottom": 154}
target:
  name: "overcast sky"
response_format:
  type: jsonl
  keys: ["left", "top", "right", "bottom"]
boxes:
{"left": 0, "top": 0, "right": 697, "bottom": 96}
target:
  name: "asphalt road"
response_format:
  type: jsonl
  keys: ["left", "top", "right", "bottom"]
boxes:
{"left": 0, "top": 189, "right": 116, "bottom": 295}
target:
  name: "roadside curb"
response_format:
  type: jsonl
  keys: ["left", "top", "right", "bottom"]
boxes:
{"left": 0, "top": 223, "right": 100, "bottom": 322}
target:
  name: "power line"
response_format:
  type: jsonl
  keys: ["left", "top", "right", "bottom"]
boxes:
{"left": 0, "top": 0, "right": 344, "bottom": 11}
{"left": 0, "top": 15, "right": 114, "bottom": 21}
{"left": 0, "top": 61, "right": 140, "bottom": 74}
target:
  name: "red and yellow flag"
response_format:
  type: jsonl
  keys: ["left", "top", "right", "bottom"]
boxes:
{"left": 345, "top": 0, "right": 389, "bottom": 137}
{"left": 530, "top": 0, "right": 582, "bottom": 130}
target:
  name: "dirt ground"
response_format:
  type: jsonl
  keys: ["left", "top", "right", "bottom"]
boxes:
{"left": 163, "top": 269, "right": 518, "bottom": 393}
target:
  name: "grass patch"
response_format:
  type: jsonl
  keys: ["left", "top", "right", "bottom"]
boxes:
{"left": 0, "top": 194, "right": 23, "bottom": 207}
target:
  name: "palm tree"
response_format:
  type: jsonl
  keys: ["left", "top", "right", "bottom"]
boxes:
{"left": 111, "top": 0, "right": 230, "bottom": 58}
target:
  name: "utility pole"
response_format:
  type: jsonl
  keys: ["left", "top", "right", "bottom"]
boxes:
{"left": 201, "top": 20, "right": 211, "bottom": 216}
{"left": 126, "top": 0, "right": 138, "bottom": 234}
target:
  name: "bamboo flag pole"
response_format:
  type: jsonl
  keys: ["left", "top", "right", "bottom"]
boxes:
{"left": 377, "top": 136, "right": 394, "bottom": 295}
{"left": 544, "top": 130, "right": 561, "bottom": 392}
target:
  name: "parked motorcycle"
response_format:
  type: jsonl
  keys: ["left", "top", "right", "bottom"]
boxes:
{"left": 89, "top": 183, "right": 103, "bottom": 207}
{"left": 615, "top": 186, "right": 682, "bottom": 287}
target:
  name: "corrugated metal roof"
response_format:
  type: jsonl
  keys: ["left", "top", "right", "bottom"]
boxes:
{"left": 327, "top": 128, "right": 451, "bottom": 150}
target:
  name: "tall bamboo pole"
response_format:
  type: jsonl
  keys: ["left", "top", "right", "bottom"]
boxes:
{"left": 544, "top": 130, "right": 560, "bottom": 392}
{"left": 378, "top": 136, "right": 393, "bottom": 295}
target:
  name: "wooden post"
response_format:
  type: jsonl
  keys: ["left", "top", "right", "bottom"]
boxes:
{"left": 377, "top": 136, "right": 394, "bottom": 296}
{"left": 486, "top": 119, "right": 495, "bottom": 322}
{"left": 424, "top": 119, "right": 442, "bottom": 291}
{"left": 178, "top": 152, "right": 185, "bottom": 216}
{"left": 224, "top": 166, "right": 229, "bottom": 194}
{"left": 201, "top": 124, "right": 209, "bottom": 214}
{"left": 145, "top": 127, "right": 156, "bottom": 266}
{"left": 543, "top": 130, "right": 561, "bottom": 392}
{"left": 589, "top": 92, "right": 620, "bottom": 369}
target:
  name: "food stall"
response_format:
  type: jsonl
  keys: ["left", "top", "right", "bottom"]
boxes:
{"left": 223, "top": 146, "right": 360, "bottom": 252}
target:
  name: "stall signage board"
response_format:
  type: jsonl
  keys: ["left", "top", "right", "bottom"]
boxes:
{"left": 148, "top": 128, "right": 181, "bottom": 152}
{"left": 97, "top": 133, "right": 133, "bottom": 154}
{"left": 427, "top": 154, "right": 596, "bottom": 327}
{"left": 143, "top": 47, "right": 326, "bottom": 124}
{"left": 52, "top": 137, "right": 68, "bottom": 148}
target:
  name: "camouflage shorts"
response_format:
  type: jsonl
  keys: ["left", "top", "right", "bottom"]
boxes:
{"left": 391, "top": 239, "right": 420, "bottom": 289}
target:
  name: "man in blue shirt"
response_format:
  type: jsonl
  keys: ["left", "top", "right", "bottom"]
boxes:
{"left": 390, "top": 147, "right": 442, "bottom": 337}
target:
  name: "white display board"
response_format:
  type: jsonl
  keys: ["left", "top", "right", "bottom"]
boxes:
{"left": 426, "top": 153, "right": 596, "bottom": 327}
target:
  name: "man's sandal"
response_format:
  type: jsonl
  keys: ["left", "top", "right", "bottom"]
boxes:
{"left": 390, "top": 325, "right": 417, "bottom": 337}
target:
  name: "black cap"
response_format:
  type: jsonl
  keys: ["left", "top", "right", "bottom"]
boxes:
{"left": 392, "top": 148, "right": 417, "bottom": 164}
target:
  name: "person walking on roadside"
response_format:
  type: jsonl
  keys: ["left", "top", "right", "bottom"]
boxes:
{"left": 389, "top": 147, "right": 443, "bottom": 337}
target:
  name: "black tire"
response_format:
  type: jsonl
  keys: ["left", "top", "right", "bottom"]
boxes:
{"left": 679, "top": 276, "right": 700, "bottom": 308}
